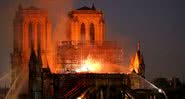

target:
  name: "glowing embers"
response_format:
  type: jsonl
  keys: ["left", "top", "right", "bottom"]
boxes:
{"left": 75, "top": 56, "right": 102, "bottom": 73}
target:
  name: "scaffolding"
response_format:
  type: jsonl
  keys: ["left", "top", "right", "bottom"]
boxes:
{"left": 56, "top": 41, "right": 125, "bottom": 73}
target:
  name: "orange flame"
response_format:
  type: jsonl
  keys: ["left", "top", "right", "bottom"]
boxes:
{"left": 130, "top": 53, "right": 140, "bottom": 73}
{"left": 74, "top": 55, "right": 130, "bottom": 73}
{"left": 75, "top": 56, "right": 102, "bottom": 73}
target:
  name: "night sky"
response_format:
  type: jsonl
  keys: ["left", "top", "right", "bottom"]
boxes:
{"left": 0, "top": 0, "right": 185, "bottom": 81}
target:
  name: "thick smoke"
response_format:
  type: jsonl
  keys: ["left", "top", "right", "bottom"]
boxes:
{"left": 27, "top": 0, "right": 75, "bottom": 72}
{"left": 31, "top": 0, "right": 74, "bottom": 45}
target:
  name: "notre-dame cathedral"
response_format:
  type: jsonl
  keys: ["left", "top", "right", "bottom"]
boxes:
{"left": 10, "top": 4, "right": 147, "bottom": 99}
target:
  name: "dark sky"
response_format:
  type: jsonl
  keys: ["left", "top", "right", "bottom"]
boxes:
{"left": 0, "top": 0, "right": 185, "bottom": 81}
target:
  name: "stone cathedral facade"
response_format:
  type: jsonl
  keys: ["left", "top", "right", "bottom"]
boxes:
{"left": 10, "top": 4, "right": 146, "bottom": 99}
{"left": 11, "top": 4, "right": 106, "bottom": 95}
{"left": 10, "top": 5, "right": 52, "bottom": 96}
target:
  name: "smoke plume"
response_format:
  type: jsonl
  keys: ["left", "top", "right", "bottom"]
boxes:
{"left": 31, "top": 0, "right": 74, "bottom": 45}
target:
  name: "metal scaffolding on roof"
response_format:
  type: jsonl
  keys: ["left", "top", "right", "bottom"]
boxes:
{"left": 56, "top": 41, "right": 125, "bottom": 73}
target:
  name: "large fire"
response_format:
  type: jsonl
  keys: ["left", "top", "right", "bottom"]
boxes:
{"left": 75, "top": 56, "right": 102, "bottom": 73}
{"left": 53, "top": 41, "right": 132, "bottom": 74}
{"left": 74, "top": 55, "right": 130, "bottom": 74}
{"left": 130, "top": 55, "right": 139, "bottom": 73}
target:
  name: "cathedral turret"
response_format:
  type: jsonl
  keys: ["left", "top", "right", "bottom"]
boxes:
{"left": 29, "top": 46, "right": 37, "bottom": 76}
{"left": 130, "top": 41, "right": 145, "bottom": 77}
{"left": 28, "top": 45, "right": 43, "bottom": 99}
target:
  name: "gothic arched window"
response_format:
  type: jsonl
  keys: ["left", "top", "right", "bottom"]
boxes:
{"left": 37, "top": 23, "right": 41, "bottom": 47}
{"left": 90, "top": 23, "right": 95, "bottom": 43}
{"left": 81, "top": 23, "right": 85, "bottom": 42}
{"left": 28, "top": 22, "right": 33, "bottom": 48}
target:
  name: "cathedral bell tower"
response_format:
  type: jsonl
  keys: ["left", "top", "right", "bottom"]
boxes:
{"left": 11, "top": 5, "right": 52, "bottom": 87}
{"left": 68, "top": 4, "right": 105, "bottom": 44}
